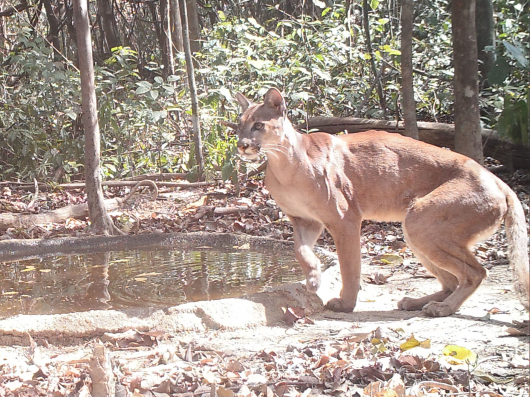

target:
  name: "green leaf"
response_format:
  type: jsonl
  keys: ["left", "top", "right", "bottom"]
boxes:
{"left": 502, "top": 41, "right": 528, "bottom": 69}
{"left": 488, "top": 56, "right": 510, "bottom": 86}
{"left": 382, "top": 45, "right": 400, "bottom": 55}
{"left": 219, "top": 87, "right": 232, "bottom": 101}
{"left": 135, "top": 86, "right": 150, "bottom": 95}
{"left": 370, "top": 0, "right": 379, "bottom": 10}
{"left": 221, "top": 162, "right": 234, "bottom": 181}
{"left": 248, "top": 59, "right": 267, "bottom": 69}
{"left": 65, "top": 110, "right": 77, "bottom": 120}
{"left": 247, "top": 17, "right": 261, "bottom": 29}
{"left": 149, "top": 90, "right": 159, "bottom": 100}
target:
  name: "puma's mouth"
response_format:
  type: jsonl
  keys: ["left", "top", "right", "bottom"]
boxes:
{"left": 237, "top": 147, "right": 261, "bottom": 161}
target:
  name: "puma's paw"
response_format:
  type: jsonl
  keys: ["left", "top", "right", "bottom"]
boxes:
{"left": 397, "top": 297, "right": 424, "bottom": 311}
{"left": 305, "top": 270, "right": 321, "bottom": 293}
{"left": 421, "top": 301, "right": 456, "bottom": 317}
{"left": 325, "top": 298, "right": 355, "bottom": 313}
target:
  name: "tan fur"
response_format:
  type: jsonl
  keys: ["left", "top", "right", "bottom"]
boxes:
{"left": 235, "top": 88, "right": 529, "bottom": 317}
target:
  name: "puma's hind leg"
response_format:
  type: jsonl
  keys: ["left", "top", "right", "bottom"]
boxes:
{"left": 397, "top": 249, "right": 457, "bottom": 311}
{"left": 401, "top": 204, "right": 489, "bottom": 317}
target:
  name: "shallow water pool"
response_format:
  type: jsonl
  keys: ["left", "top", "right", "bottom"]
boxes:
{"left": 0, "top": 244, "right": 303, "bottom": 316}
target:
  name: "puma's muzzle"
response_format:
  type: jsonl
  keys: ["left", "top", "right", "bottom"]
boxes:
{"left": 237, "top": 137, "right": 261, "bottom": 159}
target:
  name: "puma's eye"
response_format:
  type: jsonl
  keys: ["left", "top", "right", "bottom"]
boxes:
{"left": 253, "top": 122, "right": 264, "bottom": 131}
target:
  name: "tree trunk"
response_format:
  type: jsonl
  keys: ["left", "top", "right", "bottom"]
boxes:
{"left": 150, "top": 1, "right": 171, "bottom": 78}
{"left": 452, "top": 0, "right": 483, "bottom": 164}
{"left": 362, "top": 0, "right": 386, "bottom": 115}
{"left": 162, "top": 0, "right": 175, "bottom": 76}
{"left": 400, "top": 0, "right": 418, "bottom": 139}
{"left": 179, "top": 0, "right": 204, "bottom": 180}
{"left": 170, "top": 0, "right": 184, "bottom": 52}
{"left": 97, "top": 0, "right": 121, "bottom": 52}
{"left": 42, "top": 0, "right": 62, "bottom": 60}
{"left": 185, "top": 0, "right": 201, "bottom": 54}
{"left": 475, "top": 0, "right": 495, "bottom": 87}
{"left": 73, "top": 0, "right": 115, "bottom": 235}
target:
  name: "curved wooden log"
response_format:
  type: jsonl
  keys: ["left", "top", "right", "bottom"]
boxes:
{"left": 295, "top": 117, "right": 530, "bottom": 170}
{"left": 0, "top": 198, "right": 123, "bottom": 232}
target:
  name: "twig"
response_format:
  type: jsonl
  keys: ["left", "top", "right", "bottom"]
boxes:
{"left": 121, "top": 180, "right": 159, "bottom": 204}
{"left": 354, "top": 63, "right": 386, "bottom": 118}
{"left": 26, "top": 178, "right": 39, "bottom": 211}
{"left": 220, "top": 120, "right": 239, "bottom": 132}
{"left": 415, "top": 381, "right": 459, "bottom": 393}
{"left": 247, "top": 161, "right": 267, "bottom": 177}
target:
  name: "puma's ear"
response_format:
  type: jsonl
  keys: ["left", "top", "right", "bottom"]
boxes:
{"left": 263, "top": 88, "right": 286, "bottom": 114}
{"left": 235, "top": 92, "right": 253, "bottom": 112}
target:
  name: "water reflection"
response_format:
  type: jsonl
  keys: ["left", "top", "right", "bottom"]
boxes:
{"left": 0, "top": 246, "right": 302, "bottom": 316}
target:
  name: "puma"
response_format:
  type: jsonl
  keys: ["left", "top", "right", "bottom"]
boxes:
{"left": 234, "top": 88, "right": 529, "bottom": 317}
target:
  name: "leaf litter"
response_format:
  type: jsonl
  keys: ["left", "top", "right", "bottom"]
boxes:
{"left": 0, "top": 324, "right": 527, "bottom": 396}
{"left": 0, "top": 172, "right": 529, "bottom": 395}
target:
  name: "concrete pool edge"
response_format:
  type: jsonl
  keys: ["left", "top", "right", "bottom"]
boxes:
{"left": 0, "top": 232, "right": 341, "bottom": 346}
{"left": 0, "top": 232, "right": 297, "bottom": 262}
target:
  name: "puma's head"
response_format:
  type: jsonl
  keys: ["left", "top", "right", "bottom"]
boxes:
{"left": 235, "top": 88, "right": 288, "bottom": 160}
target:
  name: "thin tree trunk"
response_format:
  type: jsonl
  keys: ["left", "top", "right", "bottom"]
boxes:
{"left": 452, "top": 0, "right": 483, "bottom": 163}
{"left": 475, "top": 0, "right": 495, "bottom": 87}
{"left": 162, "top": 0, "right": 175, "bottom": 76}
{"left": 73, "top": 0, "right": 115, "bottom": 235}
{"left": 185, "top": 0, "right": 201, "bottom": 53}
{"left": 97, "top": 0, "right": 121, "bottom": 52}
{"left": 400, "top": 0, "right": 418, "bottom": 139}
{"left": 42, "top": 0, "right": 61, "bottom": 60}
{"left": 150, "top": 1, "right": 171, "bottom": 78}
{"left": 170, "top": 0, "right": 184, "bottom": 52}
{"left": 362, "top": 0, "right": 386, "bottom": 115}
{"left": 179, "top": 0, "right": 203, "bottom": 180}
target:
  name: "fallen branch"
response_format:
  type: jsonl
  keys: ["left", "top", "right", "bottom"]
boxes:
{"left": 190, "top": 205, "right": 250, "bottom": 222}
{"left": 123, "top": 172, "right": 188, "bottom": 181}
{"left": 0, "top": 179, "right": 218, "bottom": 192}
{"left": 0, "top": 198, "right": 124, "bottom": 232}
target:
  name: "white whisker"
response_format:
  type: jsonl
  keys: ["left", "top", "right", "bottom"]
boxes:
{"left": 262, "top": 144, "right": 288, "bottom": 156}
{"left": 262, "top": 149, "right": 280, "bottom": 160}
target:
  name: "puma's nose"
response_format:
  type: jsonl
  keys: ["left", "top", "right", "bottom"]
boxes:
{"left": 237, "top": 138, "right": 252, "bottom": 151}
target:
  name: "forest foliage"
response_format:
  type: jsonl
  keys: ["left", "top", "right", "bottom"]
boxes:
{"left": 0, "top": 0, "right": 528, "bottom": 182}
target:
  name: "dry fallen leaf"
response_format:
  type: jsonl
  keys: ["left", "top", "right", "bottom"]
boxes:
{"left": 186, "top": 195, "right": 209, "bottom": 210}
{"left": 442, "top": 345, "right": 477, "bottom": 365}
{"left": 217, "top": 385, "right": 236, "bottom": 397}
{"left": 281, "top": 306, "right": 306, "bottom": 326}
{"left": 400, "top": 334, "right": 431, "bottom": 351}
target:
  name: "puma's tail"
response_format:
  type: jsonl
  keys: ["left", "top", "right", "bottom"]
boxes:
{"left": 505, "top": 190, "right": 529, "bottom": 311}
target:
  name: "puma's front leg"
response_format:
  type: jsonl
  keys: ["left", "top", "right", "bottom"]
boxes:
{"left": 291, "top": 217, "right": 324, "bottom": 292}
{"left": 326, "top": 221, "right": 363, "bottom": 312}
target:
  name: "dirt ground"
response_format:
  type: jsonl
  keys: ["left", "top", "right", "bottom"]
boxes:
{"left": 0, "top": 170, "right": 529, "bottom": 396}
